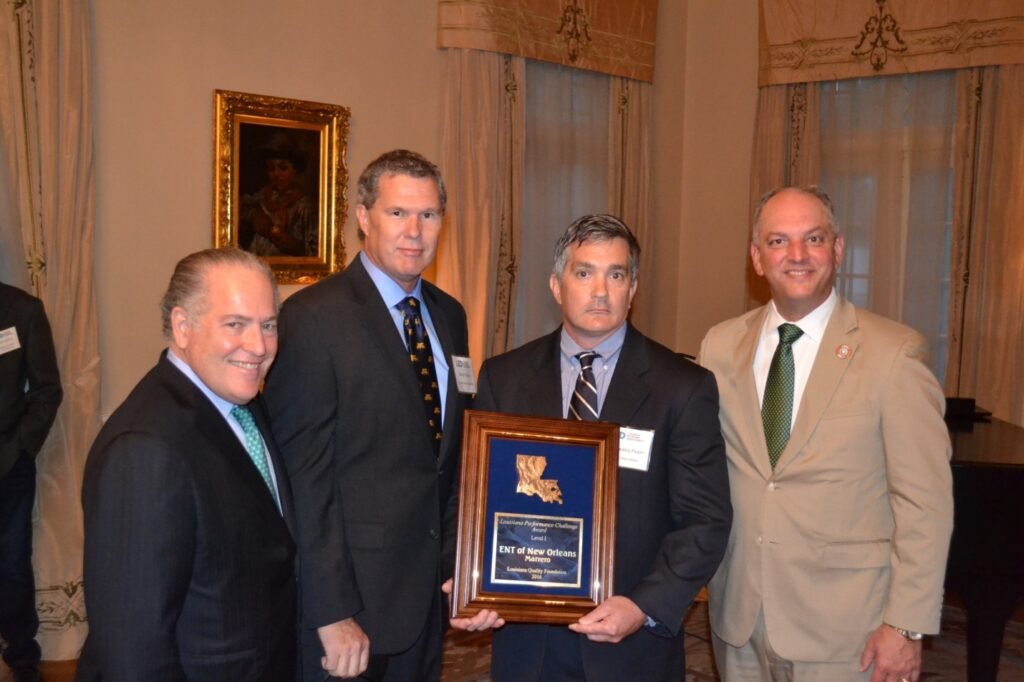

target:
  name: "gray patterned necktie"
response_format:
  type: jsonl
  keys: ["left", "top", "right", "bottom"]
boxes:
{"left": 761, "top": 323, "right": 804, "bottom": 469}
{"left": 568, "top": 351, "right": 600, "bottom": 421}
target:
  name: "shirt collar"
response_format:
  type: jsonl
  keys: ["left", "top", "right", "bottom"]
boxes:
{"left": 360, "top": 251, "right": 423, "bottom": 309}
{"left": 765, "top": 289, "right": 838, "bottom": 343}
{"left": 165, "top": 348, "right": 239, "bottom": 419}
{"left": 559, "top": 323, "right": 628, "bottom": 362}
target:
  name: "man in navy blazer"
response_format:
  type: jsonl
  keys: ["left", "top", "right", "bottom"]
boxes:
{"left": 78, "top": 248, "right": 296, "bottom": 681}
{"left": 462, "top": 215, "right": 732, "bottom": 681}
{"left": 264, "top": 150, "right": 480, "bottom": 681}
{"left": 0, "top": 281, "right": 62, "bottom": 682}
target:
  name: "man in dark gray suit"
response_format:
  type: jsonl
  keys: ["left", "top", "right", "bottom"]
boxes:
{"left": 265, "top": 149, "right": 479, "bottom": 681}
{"left": 463, "top": 215, "right": 732, "bottom": 681}
{"left": 0, "top": 281, "right": 62, "bottom": 682}
{"left": 78, "top": 248, "right": 296, "bottom": 681}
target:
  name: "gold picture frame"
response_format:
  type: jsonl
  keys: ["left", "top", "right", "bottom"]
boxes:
{"left": 213, "top": 89, "right": 349, "bottom": 284}
{"left": 452, "top": 410, "right": 618, "bottom": 624}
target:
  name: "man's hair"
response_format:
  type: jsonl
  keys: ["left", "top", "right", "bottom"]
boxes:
{"left": 552, "top": 214, "right": 641, "bottom": 283}
{"left": 356, "top": 149, "right": 446, "bottom": 214}
{"left": 751, "top": 185, "right": 838, "bottom": 242}
{"left": 160, "top": 247, "right": 278, "bottom": 339}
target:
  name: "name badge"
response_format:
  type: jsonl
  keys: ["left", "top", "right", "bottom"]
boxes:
{"left": 452, "top": 355, "right": 477, "bottom": 394}
{"left": 0, "top": 327, "right": 21, "bottom": 355}
{"left": 619, "top": 426, "right": 654, "bottom": 471}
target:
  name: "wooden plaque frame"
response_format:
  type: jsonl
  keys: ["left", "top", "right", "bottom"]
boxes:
{"left": 451, "top": 410, "right": 618, "bottom": 624}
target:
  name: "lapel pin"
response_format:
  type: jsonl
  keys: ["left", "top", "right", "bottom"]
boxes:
{"left": 835, "top": 344, "right": 852, "bottom": 360}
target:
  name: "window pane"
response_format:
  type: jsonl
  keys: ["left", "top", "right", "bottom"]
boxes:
{"left": 819, "top": 71, "right": 956, "bottom": 381}
{"left": 517, "top": 61, "right": 610, "bottom": 347}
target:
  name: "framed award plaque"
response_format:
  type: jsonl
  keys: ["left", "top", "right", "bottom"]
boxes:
{"left": 451, "top": 410, "right": 618, "bottom": 624}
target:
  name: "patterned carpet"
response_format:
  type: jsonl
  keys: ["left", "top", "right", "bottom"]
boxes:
{"left": 3, "top": 602, "right": 1021, "bottom": 681}
{"left": 440, "top": 601, "right": 1024, "bottom": 681}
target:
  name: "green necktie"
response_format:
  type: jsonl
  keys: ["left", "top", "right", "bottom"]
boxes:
{"left": 762, "top": 323, "right": 804, "bottom": 469}
{"left": 231, "top": 405, "right": 279, "bottom": 505}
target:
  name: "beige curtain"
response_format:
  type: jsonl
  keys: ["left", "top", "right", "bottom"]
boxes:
{"left": 945, "top": 68, "right": 982, "bottom": 393}
{"left": 437, "top": 47, "right": 653, "bottom": 359}
{"left": 952, "top": 65, "right": 1024, "bottom": 425}
{"left": 0, "top": 0, "right": 100, "bottom": 659}
{"left": 746, "top": 82, "right": 820, "bottom": 307}
{"left": 759, "top": 0, "right": 1024, "bottom": 85}
{"left": 438, "top": 0, "right": 658, "bottom": 82}
{"left": 607, "top": 77, "right": 654, "bottom": 329}
{"left": 435, "top": 49, "right": 525, "bottom": 363}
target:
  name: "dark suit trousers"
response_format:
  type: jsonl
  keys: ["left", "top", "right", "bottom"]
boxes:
{"left": 0, "top": 452, "right": 41, "bottom": 669}
{"left": 300, "top": 586, "right": 443, "bottom": 682}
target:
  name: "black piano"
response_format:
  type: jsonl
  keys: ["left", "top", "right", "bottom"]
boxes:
{"left": 945, "top": 415, "right": 1024, "bottom": 682}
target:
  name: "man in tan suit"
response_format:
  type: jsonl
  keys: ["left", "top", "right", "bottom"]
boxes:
{"left": 700, "top": 186, "right": 953, "bottom": 682}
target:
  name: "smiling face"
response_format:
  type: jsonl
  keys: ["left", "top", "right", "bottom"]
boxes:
{"left": 357, "top": 172, "right": 442, "bottom": 293}
{"left": 751, "top": 188, "right": 845, "bottom": 321}
{"left": 550, "top": 237, "right": 637, "bottom": 349}
{"left": 171, "top": 263, "right": 278, "bottom": 405}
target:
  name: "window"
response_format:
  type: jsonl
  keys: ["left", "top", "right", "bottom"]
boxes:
{"left": 819, "top": 71, "right": 956, "bottom": 381}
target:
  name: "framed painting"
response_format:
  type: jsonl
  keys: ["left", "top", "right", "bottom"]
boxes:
{"left": 451, "top": 410, "right": 619, "bottom": 624}
{"left": 213, "top": 90, "right": 349, "bottom": 283}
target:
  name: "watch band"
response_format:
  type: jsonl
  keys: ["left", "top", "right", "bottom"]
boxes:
{"left": 885, "top": 623, "right": 924, "bottom": 641}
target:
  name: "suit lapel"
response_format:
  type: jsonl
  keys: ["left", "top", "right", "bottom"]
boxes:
{"left": 349, "top": 258, "right": 454, "bottom": 463}
{"left": 158, "top": 358, "right": 290, "bottom": 532}
{"left": 348, "top": 258, "right": 433, "bottom": 424}
{"left": 774, "top": 298, "right": 859, "bottom": 473}
{"left": 530, "top": 330, "right": 569, "bottom": 419}
{"left": 736, "top": 308, "right": 775, "bottom": 480}
{"left": 600, "top": 325, "right": 650, "bottom": 426}
{"left": 251, "top": 396, "right": 296, "bottom": 532}
{"left": 422, "top": 284, "right": 461, "bottom": 466}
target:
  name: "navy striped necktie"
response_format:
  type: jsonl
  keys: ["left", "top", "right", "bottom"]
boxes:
{"left": 568, "top": 351, "right": 600, "bottom": 421}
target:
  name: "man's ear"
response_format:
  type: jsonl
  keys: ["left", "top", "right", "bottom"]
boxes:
{"left": 750, "top": 242, "right": 765, "bottom": 277}
{"left": 170, "top": 307, "right": 192, "bottom": 350}
{"left": 356, "top": 204, "right": 370, "bottom": 234}
{"left": 549, "top": 273, "right": 563, "bottom": 305}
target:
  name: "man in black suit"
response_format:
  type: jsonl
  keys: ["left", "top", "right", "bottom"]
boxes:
{"left": 465, "top": 215, "right": 732, "bottom": 681}
{"left": 265, "top": 149, "right": 478, "bottom": 680}
{"left": 0, "top": 281, "right": 62, "bottom": 682}
{"left": 77, "top": 248, "right": 296, "bottom": 681}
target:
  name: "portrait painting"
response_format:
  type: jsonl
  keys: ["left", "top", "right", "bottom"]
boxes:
{"left": 214, "top": 90, "right": 350, "bottom": 283}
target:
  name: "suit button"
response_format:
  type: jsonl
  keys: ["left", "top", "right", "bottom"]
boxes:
{"left": 757, "top": 535, "right": 763, "bottom": 544}
{"left": 429, "top": 529, "right": 439, "bottom": 539}
{"left": 768, "top": 482, "right": 777, "bottom": 491}
{"left": 438, "top": 469, "right": 444, "bottom": 476}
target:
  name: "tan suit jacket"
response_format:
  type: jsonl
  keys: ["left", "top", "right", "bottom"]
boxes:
{"left": 699, "top": 297, "right": 953, "bottom": 662}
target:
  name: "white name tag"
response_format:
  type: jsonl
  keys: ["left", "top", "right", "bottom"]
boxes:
{"left": 0, "top": 326, "right": 21, "bottom": 355}
{"left": 619, "top": 426, "right": 654, "bottom": 471}
{"left": 451, "top": 355, "right": 477, "bottom": 394}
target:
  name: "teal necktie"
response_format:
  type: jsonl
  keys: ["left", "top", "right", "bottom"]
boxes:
{"left": 762, "top": 323, "right": 804, "bottom": 469}
{"left": 231, "top": 405, "right": 279, "bottom": 504}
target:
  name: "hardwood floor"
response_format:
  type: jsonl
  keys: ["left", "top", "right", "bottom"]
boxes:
{"left": 0, "top": 659, "right": 76, "bottom": 682}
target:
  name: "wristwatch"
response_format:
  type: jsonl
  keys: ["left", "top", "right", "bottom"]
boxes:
{"left": 885, "top": 623, "right": 924, "bottom": 641}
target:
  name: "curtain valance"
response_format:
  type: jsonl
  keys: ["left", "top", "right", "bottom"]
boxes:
{"left": 438, "top": 0, "right": 657, "bottom": 82}
{"left": 760, "top": 0, "right": 1024, "bottom": 85}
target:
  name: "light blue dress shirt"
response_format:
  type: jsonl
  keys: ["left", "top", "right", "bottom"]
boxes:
{"left": 360, "top": 251, "right": 451, "bottom": 425}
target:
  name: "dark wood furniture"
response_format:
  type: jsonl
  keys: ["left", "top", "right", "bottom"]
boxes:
{"left": 946, "top": 416, "right": 1024, "bottom": 682}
